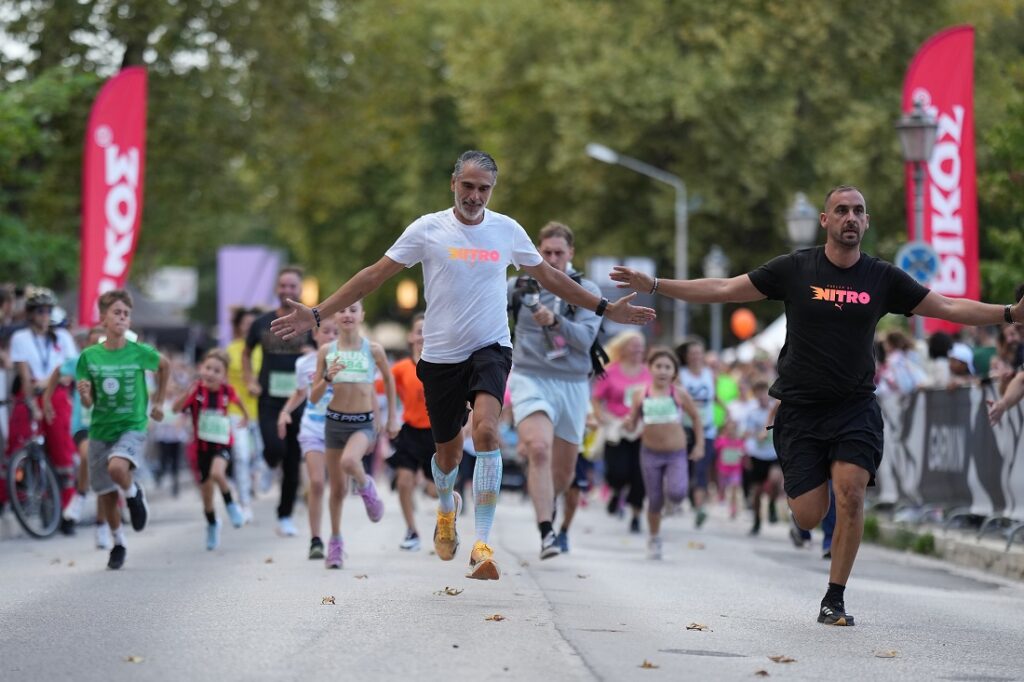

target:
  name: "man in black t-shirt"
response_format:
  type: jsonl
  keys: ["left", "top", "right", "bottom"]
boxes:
{"left": 243, "top": 266, "right": 312, "bottom": 538}
{"left": 612, "top": 185, "right": 1024, "bottom": 627}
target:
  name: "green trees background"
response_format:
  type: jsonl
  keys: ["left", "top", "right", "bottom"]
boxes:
{"left": 2, "top": 0, "right": 1022, "bottom": 337}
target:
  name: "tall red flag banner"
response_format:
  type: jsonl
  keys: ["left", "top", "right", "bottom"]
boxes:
{"left": 902, "top": 26, "right": 978, "bottom": 334}
{"left": 79, "top": 67, "right": 148, "bottom": 326}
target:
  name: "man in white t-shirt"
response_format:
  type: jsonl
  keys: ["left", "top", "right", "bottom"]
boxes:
{"left": 272, "top": 150, "right": 655, "bottom": 580}
{"left": 7, "top": 288, "right": 79, "bottom": 529}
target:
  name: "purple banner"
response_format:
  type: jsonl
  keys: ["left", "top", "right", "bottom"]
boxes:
{"left": 217, "top": 245, "right": 282, "bottom": 346}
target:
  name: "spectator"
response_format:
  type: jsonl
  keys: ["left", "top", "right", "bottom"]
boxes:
{"left": 947, "top": 343, "right": 976, "bottom": 389}
{"left": 922, "top": 331, "right": 953, "bottom": 388}
{"left": 877, "top": 331, "right": 925, "bottom": 395}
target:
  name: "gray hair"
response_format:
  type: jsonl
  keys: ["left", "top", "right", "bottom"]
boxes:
{"left": 453, "top": 150, "right": 498, "bottom": 179}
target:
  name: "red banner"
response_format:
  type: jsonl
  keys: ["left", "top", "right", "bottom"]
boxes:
{"left": 79, "top": 67, "right": 148, "bottom": 326}
{"left": 902, "top": 26, "right": 977, "bottom": 334}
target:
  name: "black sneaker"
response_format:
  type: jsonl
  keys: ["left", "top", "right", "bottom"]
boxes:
{"left": 749, "top": 517, "right": 761, "bottom": 536}
{"left": 767, "top": 501, "right": 778, "bottom": 524}
{"left": 126, "top": 484, "right": 149, "bottom": 531}
{"left": 107, "top": 544, "right": 126, "bottom": 570}
{"left": 309, "top": 537, "right": 325, "bottom": 560}
{"left": 629, "top": 516, "right": 641, "bottom": 534}
{"left": 540, "top": 531, "right": 561, "bottom": 560}
{"left": 818, "top": 602, "right": 855, "bottom": 626}
{"left": 60, "top": 518, "right": 77, "bottom": 536}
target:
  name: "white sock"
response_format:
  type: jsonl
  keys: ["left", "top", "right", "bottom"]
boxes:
{"left": 113, "top": 527, "right": 126, "bottom": 546}
{"left": 125, "top": 482, "right": 138, "bottom": 497}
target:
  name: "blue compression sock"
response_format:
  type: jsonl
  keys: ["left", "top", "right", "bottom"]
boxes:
{"left": 473, "top": 449, "right": 503, "bottom": 544}
{"left": 431, "top": 455, "right": 458, "bottom": 514}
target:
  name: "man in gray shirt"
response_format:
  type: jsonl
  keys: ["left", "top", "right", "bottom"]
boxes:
{"left": 507, "top": 222, "right": 602, "bottom": 559}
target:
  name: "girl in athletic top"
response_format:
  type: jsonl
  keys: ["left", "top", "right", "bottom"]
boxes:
{"left": 624, "top": 347, "right": 704, "bottom": 560}
{"left": 309, "top": 301, "right": 399, "bottom": 569}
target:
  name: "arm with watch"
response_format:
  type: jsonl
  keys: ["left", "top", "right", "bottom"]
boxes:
{"left": 910, "top": 292, "right": 1023, "bottom": 327}
{"left": 524, "top": 262, "right": 656, "bottom": 325}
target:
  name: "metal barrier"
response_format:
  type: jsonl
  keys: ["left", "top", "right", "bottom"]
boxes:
{"left": 874, "top": 385, "right": 1024, "bottom": 551}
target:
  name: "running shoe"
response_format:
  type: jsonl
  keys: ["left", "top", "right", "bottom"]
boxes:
{"left": 59, "top": 518, "right": 76, "bottom": 536}
{"left": 822, "top": 548, "right": 832, "bottom": 560}
{"left": 647, "top": 535, "right": 663, "bottom": 560}
{"left": 241, "top": 506, "right": 254, "bottom": 525}
{"left": 555, "top": 530, "right": 570, "bottom": 553}
{"left": 309, "top": 537, "right": 325, "bottom": 559}
{"left": 96, "top": 523, "right": 112, "bottom": 550}
{"left": 749, "top": 517, "right": 761, "bottom": 536}
{"left": 540, "top": 531, "right": 561, "bottom": 560}
{"left": 400, "top": 530, "right": 421, "bottom": 551}
{"left": 767, "top": 501, "right": 778, "bottom": 524}
{"left": 278, "top": 516, "right": 298, "bottom": 537}
{"left": 433, "top": 492, "right": 462, "bottom": 561}
{"left": 226, "top": 502, "right": 245, "bottom": 528}
{"left": 107, "top": 544, "right": 126, "bottom": 570}
{"left": 695, "top": 508, "right": 708, "bottom": 529}
{"left": 126, "top": 483, "right": 149, "bottom": 531}
{"left": 206, "top": 519, "right": 221, "bottom": 551}
{"left": 629, "top": 516, "right": 641, "bottom": 534}
{"left": 818, "top": 601, "right": 855, "bottom": 626}
{"left": 359, "top": 478, "right": 385, "bottom": 522}
{"left": 63, "top": 493, "right": 85, "bottom": 522}
{"left": 467, "top": 541, "right": 500, "bottom": 580}
{"left": 326, "top": 536, "right": 343, "bottom": 569}
{"left": 789, "top": 516, "right": 808, "bottom": 548}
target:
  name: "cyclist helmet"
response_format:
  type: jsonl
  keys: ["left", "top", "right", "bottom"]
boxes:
{"left": 24, "top": 287, "right": 57, "bottom": 311}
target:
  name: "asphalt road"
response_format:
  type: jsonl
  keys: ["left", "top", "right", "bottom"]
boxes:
{"left": 1, "top": 482, "right": 1022, "bottom": 682}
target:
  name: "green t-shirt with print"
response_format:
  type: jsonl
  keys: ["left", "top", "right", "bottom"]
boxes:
{"left": 76, "top": 341, "right": 160, "bottom": 442}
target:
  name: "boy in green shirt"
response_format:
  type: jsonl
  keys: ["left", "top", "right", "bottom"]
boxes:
{"left": 76, "top": 290, "right": 169, "bottom": 570}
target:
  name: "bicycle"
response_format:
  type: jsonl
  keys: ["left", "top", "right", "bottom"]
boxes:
{"left": 4, "top": 412, "right": 62, "bottom": 539}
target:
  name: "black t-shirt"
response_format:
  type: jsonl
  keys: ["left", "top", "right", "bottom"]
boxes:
{"left": 748, "top": 247, "right": 929, "bottom": 405}
{"left": 245, "top": 310, "right": 312, "bottom": 403}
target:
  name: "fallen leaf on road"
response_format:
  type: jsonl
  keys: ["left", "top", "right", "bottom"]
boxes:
{"left": 754, "top": 670, "right": 769, "bottom": 677}
{"left": 576, "top": 574, "right": 589, "bottom": 579}
{"left": 67, "top": 561, "right": 75, "bottom": 567}
{"left": 322, "top": 596, "right": 336, "bottom": 605}
{"left": 434, "top": 586, "right": 464, "bottom": 596}
{"left": 768, "top": 655, "right": 796, "bottom": 664}
{"left": 354, "top": 574, "right": 368, "bottom": 580}
{"left": 124, "top": 656, "right": 144, "bottom": 664}
{"left": 639, "top": 660, "right": 659, "bottom": 669}
{"left": 50, "top": 558, "right": 60, "bottom": 565}
{"left": 687, "top": 541, "right": 706, "bottom": 550}
{"left": 519, "top": 560, "right": 530, "bottom": 567}
{"left": 484, "top": 614, "right": 506, "bottom": 621}
{"left": 686, "top": 622, "right": 712, "bottom": 631}
{"left": 264, "top": 557, "right": 274, "bottom": 564}
{"left": 874, "top": 650, "right": 898, "bottom": 658}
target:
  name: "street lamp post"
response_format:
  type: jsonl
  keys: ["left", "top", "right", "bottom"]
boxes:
{"left": 702, "top": 245, "right": 729, "bottom": 353}
{"left": 895, "top": 100, "right": 939, "bottom": 339}
{"left": 786, "top": 192, "right": 819, "bottom": 250}
{"left": 586, "top": 143, "right": 689, "bottom": 341}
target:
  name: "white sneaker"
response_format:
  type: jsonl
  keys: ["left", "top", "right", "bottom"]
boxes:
{"left": 95, "top": 523, "right": 112, "bottom": 550}
{"left": 646, "top": 535, "right": 663, "bottom": 560}
{"left": 241, "top": 506, "right": 254, "bottom": 525}
{"left": 63, "top": 493, "right": 86, "bottom": 522}
{"left": 277, "top": 517, "right": 298, "bottom": 537}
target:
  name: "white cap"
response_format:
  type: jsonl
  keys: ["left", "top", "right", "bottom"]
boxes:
{"left": 948, "top": 343, "right": 974, "bottom": 375}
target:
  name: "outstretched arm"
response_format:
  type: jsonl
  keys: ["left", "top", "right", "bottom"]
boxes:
{"left": 272, "top": 256, "right": 406, "bottom": 340}
{"left": 912, "top": 291, "right": 1024, "bottom": 327}
{"left": 989, "top": 371, "right": 1024, "bottom": 426}
{"left": 524, "top": 261, "right": 656, "bottom": 326}
{"left": 610, "top": 267, "right": 766, "bottom": 304}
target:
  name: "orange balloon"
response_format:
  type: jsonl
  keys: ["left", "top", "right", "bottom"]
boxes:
{"left": 730, "top": 308, "right": 757, "bottom": 340}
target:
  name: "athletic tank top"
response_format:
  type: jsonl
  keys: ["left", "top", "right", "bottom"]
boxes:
{"left": 325, "top": 338, "right": 375, "bottom": 384}
{"left": 642, "top": 385, "right": 682, "bottom": 425}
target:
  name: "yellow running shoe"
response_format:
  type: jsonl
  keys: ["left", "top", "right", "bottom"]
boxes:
{"left": 433, "top": 492, "right": 462, "bottom": 561}
{"left": 467, "top": 541, "right": 500, "bottom": 580}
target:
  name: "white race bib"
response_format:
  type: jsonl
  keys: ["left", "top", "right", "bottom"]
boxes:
{"left": 268, "top": 371, "right": 297, "bottom": 398}
{"left": 197, "top": 411, "right": 232, "bottom": 445}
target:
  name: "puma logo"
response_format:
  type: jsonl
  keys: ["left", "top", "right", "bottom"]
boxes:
{"left": 835, "top": 303, "right": 844, "bottom": 311}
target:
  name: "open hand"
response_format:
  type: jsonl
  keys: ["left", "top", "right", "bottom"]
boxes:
{"left": 610, "top": 266, "right": 654, "bottom": 293}
{"left": 277, "top": 410, "right": 292, "bottom": 439}
{"left": 270, "top": 298, "right": 316, "bottom": 341}
{"left": 689, "top": 441, "right": 706, "bottom": 462}
{"left": 325, "top": 357, "right": 346, "bottom": 382}
{"left": 604, "top": 292, "right": 656, "bottom": 326}
{"left": 988, "top": 399, "right": 1007, "bottom": 427}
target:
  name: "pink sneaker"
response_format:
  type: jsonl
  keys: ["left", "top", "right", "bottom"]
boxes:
{"left": 326, "top": 536, "right": 343, "bottom": 569}
{"left": 359, "top": 478, "right": 384, "bottom": 523}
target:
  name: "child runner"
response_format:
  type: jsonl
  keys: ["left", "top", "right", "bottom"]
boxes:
{"left": 277, "top": 314, "right": 339, "bottom": 560}
{"left": 311, "top": 301, "right": 398, "bottom": 569}
{"left": 385, "top": 313, "right": 436, "bottom": 551}
{"left": 624, "top": 347, "right": 704, "bottom": 560}
{"left": 173, "top": 348, "right": 249, "bottom": 549}
{"left": 76, "top": 290, "right": 169, "bottom": 570}
{"left": 714, "top": 417, "right": 745, "bottom": 519}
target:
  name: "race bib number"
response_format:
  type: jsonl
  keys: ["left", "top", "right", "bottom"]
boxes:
{"left": 198, "top": 411, "right": 232, "bottom": 445}
{"left": 328, "top": 350, "right": 370, "bottom": 383}
{"left": 720, "top": 446, "right": 744, "bottom": 466}
{"left": 268, "top": 371, "right": 297, "bottom": 398}
{"left": 642, "top": 396, "right": 678, "bottom": 425}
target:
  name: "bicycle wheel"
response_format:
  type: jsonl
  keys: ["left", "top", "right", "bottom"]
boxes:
{"left": 7, "top": 443, "right": 61, "bottom": 538}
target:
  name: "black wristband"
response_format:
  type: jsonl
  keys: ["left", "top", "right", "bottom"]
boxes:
{"left": 595, "top": 297, "right": 609, "bottom": 317}
{"left": 312, "top": 306, "right": 321, "bottom": 329}
{"left": 1005, "top": 304, "right": 1015, "bottom": 324}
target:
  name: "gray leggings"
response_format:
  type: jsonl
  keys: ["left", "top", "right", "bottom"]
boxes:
{"left": 640, "top": 445, "right": 689, "bottom": 514}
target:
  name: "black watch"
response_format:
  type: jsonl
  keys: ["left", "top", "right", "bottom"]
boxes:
{"left": 595, "top": 297, "right": 609, "bottom": 317}
{"left": 1005, "top": 304, "right": 1015, "bottom": 325}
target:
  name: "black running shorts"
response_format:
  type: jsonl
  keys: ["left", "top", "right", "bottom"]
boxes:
{"left": 416, "top": 343, "right": 513, "bottom": 445}
{"left": 198, "top": 447, "right": 232, "bottom": 484}
{"left": 772, "top": 395, "right": 883, "bottom": 499}
{"left": 387, "top": 424, "right": 435, "bottom": 477}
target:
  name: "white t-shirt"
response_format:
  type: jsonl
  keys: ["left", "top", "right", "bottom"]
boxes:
{"left": 386, "top": 208, "right": 543, "bottom": 363}
{"left": 10, "top": 327, "right": 78, "bottom": 381}
{"left": 294, "top": 351, "right": 331, "bottom": 436}
{"left": 680, "top": 366, "right": 717, "bottom": 438}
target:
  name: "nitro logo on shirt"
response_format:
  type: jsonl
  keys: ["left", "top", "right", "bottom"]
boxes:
{"left": 810, "top": 286, "right": 871, "bottom": 310}
{"left": 448, "top": 247, "right": 501, "bottom": 265}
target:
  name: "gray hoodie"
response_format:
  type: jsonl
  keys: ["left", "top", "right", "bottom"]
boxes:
{"left": 507, "top": 270, "right": 602, "bottom": 381}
